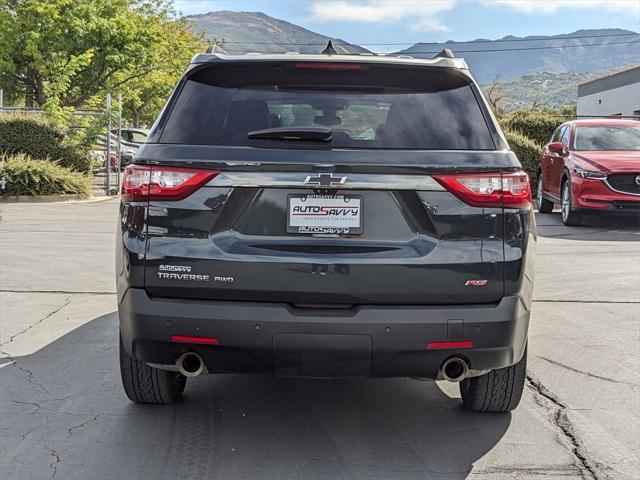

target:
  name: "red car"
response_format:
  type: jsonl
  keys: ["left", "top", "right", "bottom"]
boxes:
{"left": 536, "top": 119, "right": 640, "bottom": 225}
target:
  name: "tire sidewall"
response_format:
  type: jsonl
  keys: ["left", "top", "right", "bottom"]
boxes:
{"left": 459, "top": 344, "right": 528, "bottom": 413}
{"left": 561, "top": 180, "right": 575, "bottom": 225}
{"left": 536, "top": 172, "right": 554, "bottom": 213}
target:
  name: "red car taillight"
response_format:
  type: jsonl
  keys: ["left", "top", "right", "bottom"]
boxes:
{"left": 433, "top": 171, "right": 532, "bottom": 209}
{"left": 122, "top": 165, "right": 219, "bottom": 201}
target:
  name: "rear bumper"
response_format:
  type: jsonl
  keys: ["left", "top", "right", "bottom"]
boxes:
{"left": 119, "top": 288, "right": 530, "bottom": 378}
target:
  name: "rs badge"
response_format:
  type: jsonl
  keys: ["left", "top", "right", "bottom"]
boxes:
{"left": 465, "top": 280, "right": 488, "bottom": 286}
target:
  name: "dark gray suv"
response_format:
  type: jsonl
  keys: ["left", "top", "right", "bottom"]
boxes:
{"left": 116, "top": 50, "right": 535, "bottom": 412}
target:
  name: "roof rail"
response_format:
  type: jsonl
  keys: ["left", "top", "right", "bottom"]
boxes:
{"left": 205, "top": 44, "right": 227, "bottom": 54}
{"left": 434, "top": 48, "right": 455, "bottom": 59}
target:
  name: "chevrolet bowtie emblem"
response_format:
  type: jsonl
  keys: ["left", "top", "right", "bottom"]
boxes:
{"left": 304, "top": 173, "right": 347, "bottom": 187}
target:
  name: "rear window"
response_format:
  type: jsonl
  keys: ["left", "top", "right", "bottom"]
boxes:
{"left": 160, "top": 62, "right": 496, "bottom": 150}
{"left": 573, "top": 125, "right": 640, "bottom": 151}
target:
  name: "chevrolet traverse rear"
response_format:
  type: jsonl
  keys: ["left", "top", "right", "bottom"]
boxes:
{"left": 117, "top": 50, "right": 535, "bottom": 412}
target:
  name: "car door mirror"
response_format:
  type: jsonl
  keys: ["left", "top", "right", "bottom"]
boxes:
{"left": 548, "top": 142, "right": 564, "bottom": 154}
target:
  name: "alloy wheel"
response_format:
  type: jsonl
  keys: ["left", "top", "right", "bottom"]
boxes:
{"left": 536, "top": 176, "right": 544, "bottom": 211}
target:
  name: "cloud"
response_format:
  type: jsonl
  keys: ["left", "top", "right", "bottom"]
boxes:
{"left": 482, "top": 0, "right": 640, "bottom": 15}
{"left": 308, "top": 0, "right": 457, "bottom": 31}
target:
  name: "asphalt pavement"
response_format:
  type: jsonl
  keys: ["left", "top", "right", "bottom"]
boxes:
{"left": 1, "top": 199, "right": 638, "bottom": 480}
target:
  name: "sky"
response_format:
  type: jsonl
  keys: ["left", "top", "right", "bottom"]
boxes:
{"left": 173, "top": 0, "right": 640, "bottom": 51}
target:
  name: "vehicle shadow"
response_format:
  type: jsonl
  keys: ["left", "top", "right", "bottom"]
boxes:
{"left": 1, "top": 312, "right": 510, "bottom": 480}
{"left": 535, "top": 211, "right": 639, "bottom": 241}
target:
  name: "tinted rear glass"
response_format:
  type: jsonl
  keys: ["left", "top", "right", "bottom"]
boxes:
{"left": 160, "top": 63, "right": 495, "bottom": 150}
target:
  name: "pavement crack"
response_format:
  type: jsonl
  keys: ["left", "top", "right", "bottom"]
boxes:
{"left": 0, "top": 295, "right": 73, "bottom": 347}
{"left": 526, "top": 372, "right": 606, "bottom": 480}
{"left": 21, "top": 424, "right": 45, "bottom": 441}
{"left": 0, "top": 295, "right": 74, "bottom": 398}
{"left": 36, "top": 438, "right": 60, "bottom": 480}
{"left": 11, "top": 398, "right": 43, "bottom": 413}
{"left": 67, "top": 415, "right": 99, "bottom": 436}
{"left": 535, "top": 355, "right": 638, "bottom": 386}
{"left": 49, "top": 449, "right": 60, "bottom": 479}
{"left": 1, "top": 349, "right": 66, "bottom": 399}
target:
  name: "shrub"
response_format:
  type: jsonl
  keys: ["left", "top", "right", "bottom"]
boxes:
{"left": 503, "top": 128, "right": 543, "bottom": 185}
{"left": 501, "top": 110, "right": 565, "bottom": 145}
{"left": 0, "top": 114, "right": 92, "bottom": 173}
{"left": 1, "top": 154, "right": 91, "bottom": 198}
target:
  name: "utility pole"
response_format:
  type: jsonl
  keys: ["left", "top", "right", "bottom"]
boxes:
{"left": 0, "top": 90, "right": 5, "bottom": 191}
{"left": 116, "top": 93, "right": 122, "bottom": 192}
{"left": 105, "top": 93, "right": 112, "bottom": 195}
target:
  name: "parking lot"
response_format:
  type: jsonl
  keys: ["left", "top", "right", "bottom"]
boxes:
{"left": 1, "top": 198, "right": 638, "bottom": 480}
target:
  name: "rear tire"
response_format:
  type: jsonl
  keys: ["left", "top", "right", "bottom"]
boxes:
{"left": 119, "top": 333, "right": 186, "bottom": 404}
{"left": 561, "top": 180, "right": 582, "bottom": 226}
{"left": 536, "top": 172, "right": 554, "bottom": 213}
{"left": 459, "top": 345, "right": 527, "bottom": 412}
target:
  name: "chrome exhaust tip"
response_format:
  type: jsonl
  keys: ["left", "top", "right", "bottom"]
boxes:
{"left": 176, "top": 352, "right": 205, "bottom": 377}
{"left": 441, "top": 357, "right": 469, "bottom": 383}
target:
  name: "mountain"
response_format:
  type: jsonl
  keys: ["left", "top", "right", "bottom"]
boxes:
{"left": 184, "top": 13, "right": 638, "bottom": 110}
{"left": 187, "top": 11, "right": 370, "bottom": 55}
{"left": 482, "top": 71, "right": 600, "bottom": 112}
{"left": 397, "top": 29, "right": 640, "bottom": 83}
{"left": 486, "top": 64, "right": 639, "bottom": 112}
{"left": 186, "top": 15, "right": 637, "bottom": 83}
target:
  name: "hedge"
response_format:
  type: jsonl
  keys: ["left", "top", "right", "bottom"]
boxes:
{"left": 503, "top": 128, "right": 543, "bottom": 185}
{"left": 1, "top": 154, "right": 91, "bottom": 197}
{"left": 501, "top": 110, "right": 565, "bottom": 146}
{"left": 0, "top": 114, "right": 92, "bottom": 173}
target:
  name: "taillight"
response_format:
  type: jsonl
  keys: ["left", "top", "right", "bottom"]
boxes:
{"left": 121, "top": 165, "right": 219, "bottom": 201}
{"left": 433, "top": 171, "right": 531, "bottom": 209}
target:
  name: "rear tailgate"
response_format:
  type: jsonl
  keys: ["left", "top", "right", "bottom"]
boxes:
{"left": 139, "top": 59, "right": 522, "bottom": 306}
{"left": 143, "top": 165, "right": 506, "bottom": 305}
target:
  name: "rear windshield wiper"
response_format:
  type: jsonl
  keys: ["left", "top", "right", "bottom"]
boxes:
{"left": 247, "top": 127, "right": 332, "bottom": 142}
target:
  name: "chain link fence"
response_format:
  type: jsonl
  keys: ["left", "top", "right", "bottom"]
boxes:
{"left": 0, "top": 90, "right": 123, "bottom": 196}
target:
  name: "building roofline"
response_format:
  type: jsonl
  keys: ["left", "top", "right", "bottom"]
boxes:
{"left": 578, "top": 64, "right": 640, "bottom": 87}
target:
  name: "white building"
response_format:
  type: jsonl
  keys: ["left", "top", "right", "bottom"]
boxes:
{"left": 577, "top": 65, "right": 640, "bottom": 117}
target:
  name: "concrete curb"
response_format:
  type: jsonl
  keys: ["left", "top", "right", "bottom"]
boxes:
{"left": 0, "top": 194, "right": 117, "bottom": 204}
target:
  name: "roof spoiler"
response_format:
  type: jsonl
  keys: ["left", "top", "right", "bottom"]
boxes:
{"left": 205, "top": 44, "right": 227, "bottom": 54}
{"left": 189, "top": 48, "right": 469, "bottom": 70}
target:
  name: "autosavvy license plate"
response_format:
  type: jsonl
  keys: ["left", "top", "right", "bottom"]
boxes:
{"left": 287, "top": 194, "right": 363, "bottom": 234}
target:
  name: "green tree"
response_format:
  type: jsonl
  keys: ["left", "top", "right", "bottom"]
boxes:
{"left": 557, "top": 103, "right": 577, "bottom": 117}
{"left": 0, "top": 0, "right": 204, "bottom": 125}
{"left": 117, "top": 14, "right": 207, "bottom": 127}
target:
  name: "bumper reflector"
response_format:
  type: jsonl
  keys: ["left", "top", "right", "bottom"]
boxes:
{"left": 426, "top": 340, "right": 474, "bottom": 349}
{"left": 171, "top": 335, "right": 219, "bottom": 345}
